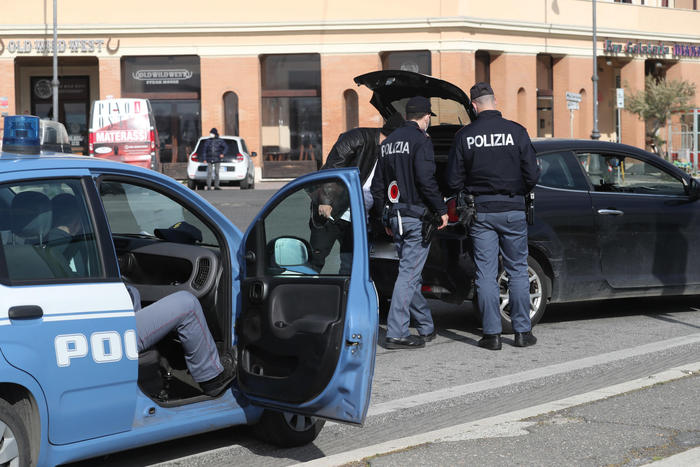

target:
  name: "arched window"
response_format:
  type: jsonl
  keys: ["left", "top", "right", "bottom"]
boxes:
{"left": 517, "top": 87, "right": 527, "bottom": 128}
{"left": 223, "top": 91, "right": 239, "bottom": 136}
{"left": 578, "top": 89, "right": 588, "bottom": 138}
{"left": 343, "top": 89, "right": 359, "bottom": 131}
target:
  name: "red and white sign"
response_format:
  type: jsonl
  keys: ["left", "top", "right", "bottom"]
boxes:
{"left": 388, "top": 180, "right": 400, "bottom": 203}
{"left": 94, "top": 129, "right": 148, "bottom": 144}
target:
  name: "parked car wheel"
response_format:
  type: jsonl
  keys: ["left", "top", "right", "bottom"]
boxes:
{"left": 187, "top": 179, "right": 196, "bottom": 190}
{"left": 0, "top": 399, "right": 31, "bottom": 467}
{"left": 497, "top": 255, "right": 550, "bottom": 334}
{"left": 253, "top": 410, "right": 325, "bottom": 447}
{"left": 240, "top": 172, "right": 254, "bottom": 190}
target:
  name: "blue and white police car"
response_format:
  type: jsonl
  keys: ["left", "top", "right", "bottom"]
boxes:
{"left": 0, "top": 115, "right": 378, "bottom": 466}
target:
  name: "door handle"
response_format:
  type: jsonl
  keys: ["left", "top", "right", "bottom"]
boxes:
{"left": 597, "top": 209, "right": 624, "bottom": 216}
{"left": 8, "top": 305, "right": 43, "bottom": 320}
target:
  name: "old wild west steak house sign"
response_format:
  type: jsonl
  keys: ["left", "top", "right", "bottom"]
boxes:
{"left": 604, "top": 39, "right": 700, "bottom": 58}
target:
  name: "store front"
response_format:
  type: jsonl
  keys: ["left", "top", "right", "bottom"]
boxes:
{"left": 121, "top": 55, "right": 201, "bottom": 178}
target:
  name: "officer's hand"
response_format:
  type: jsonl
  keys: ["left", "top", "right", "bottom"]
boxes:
{"left": 384, "top": 226, "right": 393, "bottom": 237}
{"left": 318, "top": 204, "right": 333, "bottom": 218}
{"left": 438, "top": 214, "right": 449, "bottom": 230}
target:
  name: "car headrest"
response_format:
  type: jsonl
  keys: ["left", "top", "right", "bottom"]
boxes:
{"left": 51, "top": 193, "right": 79, "bottom": 229}
{"left": 11, "top": 191, "right": 52, "bottom": 241}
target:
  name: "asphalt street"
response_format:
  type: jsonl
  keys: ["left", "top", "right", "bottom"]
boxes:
{"left": 65, "top": 182, "right": 700, "bottom": 467}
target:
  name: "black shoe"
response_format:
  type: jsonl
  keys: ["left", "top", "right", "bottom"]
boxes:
{"left": 478, "top": 334, "right": 502, "bottom": 350}
{"left": 514, "top": 331, "right": 537, "bottom": 347}
{"left": 385, "top": 335, "right": 425, "bottom": 349}
{"left": 419, "top": 330, "right": 437, "bottom": 342}
{"left": 214, "top": 187, "right": 221, "bottom": 190}
{"left": 200, "top": 356, "right": 236, "bottom": 397}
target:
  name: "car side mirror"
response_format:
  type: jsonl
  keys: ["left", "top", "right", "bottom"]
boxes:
{"left": 251, "top": 151, "right": 258, "bottom": 158}
{"left": 688, "top": 178, "right": 700, "bottom": 201}
{"left": 273, "top": 237, "right": 309, "bottom": 267}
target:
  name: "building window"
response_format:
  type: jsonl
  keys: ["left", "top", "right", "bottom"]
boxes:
{"left": 475, "top": 51, "right": 491, "bottom": 84}
{"left": 122, "top": 56, "right": 201, "bottom": 165}
{"left": 536, "top": 54, "right": 554, "bottom": 138}
{"left": 381, "top": 51, "right": 431, "bottom": 74}
{"left": 344, "top": 89, "right": 359, "bottom": 131}
{"left": 260, "top": 54, "right": 322, "bottom": 176}
{"left": 224, "top": 92, "right": 239, "bottom": 136}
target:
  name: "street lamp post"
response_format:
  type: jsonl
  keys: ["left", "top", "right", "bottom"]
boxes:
{"left": 52, "top": 0, "right": 59, "bottom": 122}
{"left": 591, "top": 0, "right": 600, "bottom": 139}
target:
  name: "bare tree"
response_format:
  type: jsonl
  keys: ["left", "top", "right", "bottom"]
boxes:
{"left": 625, "top": 76, "right": 695, "bottom": 155}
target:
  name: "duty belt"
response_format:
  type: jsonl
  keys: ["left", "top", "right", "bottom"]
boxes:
{"left": 474, "top": 193, "right": 525, "bottom": 207}
{"left": 390, "top": 202, "right": 426, "bottom": 218}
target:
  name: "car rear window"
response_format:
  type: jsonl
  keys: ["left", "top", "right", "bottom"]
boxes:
{"left": 194, "top": 138, "right": 240, "bottom": 157}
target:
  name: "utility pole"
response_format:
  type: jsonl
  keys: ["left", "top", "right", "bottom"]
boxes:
{"left": 591, "top": 0, "right": 600, "bottom": 139}
{"left": 52, "top": 0, "right": 59, "bottom": 122}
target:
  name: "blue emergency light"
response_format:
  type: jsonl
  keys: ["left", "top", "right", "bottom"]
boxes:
{"left": 2, "top": 115, "right": 41, "bottom": 154}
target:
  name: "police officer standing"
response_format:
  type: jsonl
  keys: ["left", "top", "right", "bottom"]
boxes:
{"left": 371, "top": 96, "right": 448, "bottom": 349}
{"left": 447, "top": 83, "right": 540, "bottom": 351}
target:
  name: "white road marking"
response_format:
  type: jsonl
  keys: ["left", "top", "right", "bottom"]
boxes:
{"left": 299, "top": 361, "right": 700, "bottom": 466}
{"left": 362, "top": 332, "right": 700, "bottom": 419}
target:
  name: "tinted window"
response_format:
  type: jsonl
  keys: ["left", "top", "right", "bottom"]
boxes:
{"left": 194, "top": 138, "right": 240, "bottom": 158}
{"left": 576, "top": 152, "right": 685, "bottom": 195}
{"left": 537, "top": 152, "right": 586, "bottom": 190}
{"left": 99, "top": 181, "right": 219, "bottom": 246}
{"left": 263, "top": 179, "right": 352, "bottom": 276}
{"left": 0, "top": 179, "right": 103, "bottom": 282}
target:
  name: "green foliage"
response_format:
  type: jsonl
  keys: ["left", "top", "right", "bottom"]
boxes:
{"left": 625, "top": 76, "right": 696, "bottom": 153}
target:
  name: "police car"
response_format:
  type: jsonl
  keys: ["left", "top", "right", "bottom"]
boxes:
{"left": 0, "top": 115, "right": 377, "bottom": 466}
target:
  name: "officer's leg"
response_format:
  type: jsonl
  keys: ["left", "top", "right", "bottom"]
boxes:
{"left": 498, "top": 210, "right": 531, "bottom": 333}
{"left": 338, "top": 220, "right": 354, "bottom": 275}
{"left": 469, "top": 213, "right": 501, "bottom": 335}
{"left": 214, "top": 161, "right": 221, "bottom": 189}
{"left": 135, "top": 290, "right": 223, "bottom": 382}
{"left": 387, "top": 218, "right": 430, "bottom": 338}
{"left": 206, "top": 163, "right": 213, "bottom": 190}
{"left": 408, "top": 287, "right": 434, "bottom": 336}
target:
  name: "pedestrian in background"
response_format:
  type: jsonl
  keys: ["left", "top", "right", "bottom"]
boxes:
{"left": 371, "top": 96, "right": 448, "bottom": 350}
{"left": 446, "top": 82, "right": 540, "bottom": 350}
{"left": 203, "top": 128, "right": 227, "bottom": 190}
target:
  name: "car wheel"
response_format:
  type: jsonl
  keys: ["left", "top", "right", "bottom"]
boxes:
{"left": 240, "top": 176, "right": 249, "bottom": 190}
{"left": 0, "top": 399, "right": 31, "bottom": 467}
{"left": 253, "top": 410, "right": 325, "bottom": 448}
{"left": 497, "top": 255, "right": 551, "bottom": 334}
{"left": 187, "top": 179, "right": 196, "bottom": 190}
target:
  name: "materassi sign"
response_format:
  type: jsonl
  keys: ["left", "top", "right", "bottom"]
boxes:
{"left": 122, "top": 56, "right": 200, "bottom": 94}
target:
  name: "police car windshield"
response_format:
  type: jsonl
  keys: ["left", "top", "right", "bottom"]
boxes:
{"left": 392, "top": 97, "right": 471, "bottom": 126}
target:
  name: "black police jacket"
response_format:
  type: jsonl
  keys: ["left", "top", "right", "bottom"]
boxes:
{"left": 321, "top": 127, "right": 382, "bottom": 185}
{"left": 370, "top": 121, "right": 447, "bottom": 218}
{"left": 201, "top": 137, "right": 228, "bottom": 163}
{"left": 446, "top": 110, "right": 540, "bottom": 212}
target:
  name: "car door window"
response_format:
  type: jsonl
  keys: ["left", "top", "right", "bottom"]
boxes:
{"left": 0, "top": 179, "right": 103, "bottom": 282}
{"left": 261, "top": 179, "right": 352, "bottom": 276}
{"left": 576, "top": 152, "right": 686, "bottom": 195}
{"left": 537, "top": 152, "right": 587, "bottom": 190}
{"left": 99, "top": 181, "right": 219, "bottom": 246}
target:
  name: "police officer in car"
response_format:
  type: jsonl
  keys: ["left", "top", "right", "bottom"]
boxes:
{"left": 447, "top": 82, "right": 540, "bottom": 351}
{"left": 371, "top": 96, "right": 448, "bottom": 350}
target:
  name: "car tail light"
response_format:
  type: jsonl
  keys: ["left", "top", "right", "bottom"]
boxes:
{"left": 235, "top": 153, "right": 244, "bottom": 162}
{"left": 446, "top": 196, "right": 459, "bottom": 223}
{"left": 190, "top": 153, "right": 199, "bottom": 162}
{"left": 88, "top": 131, "right": 95, "bottom": 156}
{"left": 149, "top": 130, "right": 156, "bottom": 152}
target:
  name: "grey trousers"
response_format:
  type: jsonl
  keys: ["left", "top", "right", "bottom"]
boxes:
{"left": 131, "top": 288, "right": 223, "bottom": 383}
{"left": 386, "top": 216, "right": 434, "bottom": 339}
{"left": 206, "top": 161, "right": 221, "bottom": 189}
{"left": 469, "top": 210, "right": 531, "bottom": 335}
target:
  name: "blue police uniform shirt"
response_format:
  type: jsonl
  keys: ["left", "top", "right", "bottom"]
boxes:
{"left": 370, "top": 120, "right": 447, "bottom": 217}
{"left": 446, "top": 110, "right": 540, "bottom": 212}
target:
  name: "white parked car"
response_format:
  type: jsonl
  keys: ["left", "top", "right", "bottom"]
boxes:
{"left": 186, "top": 135, "right": 256, "bottom": 190}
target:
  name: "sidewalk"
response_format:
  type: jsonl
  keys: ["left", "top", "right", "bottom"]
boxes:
{"left": 301, "top": 364, "right": 700, "bottom": 467}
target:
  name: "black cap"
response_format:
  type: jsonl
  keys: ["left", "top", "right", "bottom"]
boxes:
{"left": 209, "top": 127, "right": 219, "bottom": 136}
{"left": 470, "top": 82, "right": 494, "bottom": 100}
{"left": 154, "top": 221, "right": 203, "bottom": 244}
{"left": 405, "top": 96, "right": 436, "bottom": 117}
{"left": 381, "top": 113, "right": 404, "bottom": 136}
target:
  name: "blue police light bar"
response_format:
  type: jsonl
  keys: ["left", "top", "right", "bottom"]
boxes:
{"left": 2, "top": 115, "right": 41, "bottom": 154}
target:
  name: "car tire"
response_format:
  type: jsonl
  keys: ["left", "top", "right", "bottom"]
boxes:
{"left": 187, "top": 179, "right": 196, "bottom": 190}
{"left": 240, "top": 176, "right": 249, "bottom": 190}
{"left": 0, "top": 399, "right": 32, "bottom": 467}
{"left": 253, "top": 410, "right": 325, "bottom": 448}
{"left": 497, "top": 255, "right": 550, "bottom": 334}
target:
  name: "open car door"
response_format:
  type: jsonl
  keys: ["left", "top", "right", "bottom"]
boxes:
{"left": 237, "top": 168, "right": 378, "bottom": 424}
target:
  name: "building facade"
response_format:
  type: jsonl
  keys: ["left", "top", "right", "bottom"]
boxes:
{"left": 1, "top": 0, "right": 699, "bottom": 178}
